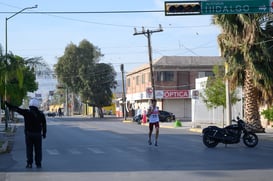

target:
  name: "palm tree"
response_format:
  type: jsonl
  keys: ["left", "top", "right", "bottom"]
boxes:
{"left": 213, "top": 14, "right": 273, "bottom": 132}
{"left": 0, "top": 47, "right": 48, "bottom": 105}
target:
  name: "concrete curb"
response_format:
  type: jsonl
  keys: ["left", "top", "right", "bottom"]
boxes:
{"left": 0, "top": 140, "right": 8, "bottom": 153}
{"left": 123, "top": 120, "right": 203, "bottom": 132}
{"left": 122, "top": 120, "right": 133, "bottom": 123}
{"left": 189, "top": 128, "right": 203, "bottom": 133}
{"left": 0, "top": 125, "right": 16, "bottom": 153}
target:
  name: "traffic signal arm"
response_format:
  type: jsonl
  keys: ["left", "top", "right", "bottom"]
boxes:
{"left": 165, "top": 1, "right": 201, "bottom": 16}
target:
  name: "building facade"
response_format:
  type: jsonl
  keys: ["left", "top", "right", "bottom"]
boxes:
{"left": 125, "top": 56, "right": 224, "bottom": 120}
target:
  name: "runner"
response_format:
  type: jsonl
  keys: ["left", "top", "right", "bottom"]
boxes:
{"left": 147, "top": 99, "right": 159, "bottom": 146}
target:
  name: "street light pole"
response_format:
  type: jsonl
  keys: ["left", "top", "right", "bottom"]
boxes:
{"left": 133, "top": 25, "right": 163, "bottom": 100}
{"left": 4, "top": 5, "right": 38, "bottom": 130}
{"left": 5, "top": 5, "right": 38, "bottom": 65}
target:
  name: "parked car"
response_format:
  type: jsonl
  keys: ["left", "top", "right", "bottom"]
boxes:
{"left": 147, "top": 110, "right": 176, "bottom": 122}
{"left": 45, "top": 111, "right": 56, "bottom": 117}
{"left": 158, "top": 110, "right": 175, "bottom": 122}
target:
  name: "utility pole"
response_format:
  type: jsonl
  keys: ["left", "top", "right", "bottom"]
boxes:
{"left": 133, "top": 25, "right": 163, "bottom": 100}
{"left": 120, "top": 64, "right": 126, "bottom": 120}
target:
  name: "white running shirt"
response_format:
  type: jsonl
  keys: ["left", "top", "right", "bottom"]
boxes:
{"left": 149, "top": 106, "right": 159, "bottom": 123}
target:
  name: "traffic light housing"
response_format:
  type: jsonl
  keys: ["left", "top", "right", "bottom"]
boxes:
{"left": 165, "top": 1, "right": 201, "bottom": 16}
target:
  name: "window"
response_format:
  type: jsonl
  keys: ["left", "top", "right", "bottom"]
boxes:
{"left": 157, "top": 71, "right": 174, "bottom": 81}
{"left": 127, "top": 78, "right": 130, "bottom": 87}
{"left": 198, "top": 71, "right": 213, "bottom": 78}
{"left": 136, "top": 75, "right": 140, "bottom": 85}
{"left": 142, "top": 74, "right": 145, "bottom": 84}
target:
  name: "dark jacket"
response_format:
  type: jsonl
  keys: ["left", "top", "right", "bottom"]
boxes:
{"left": 6, "top": 103, "right": 47, "bottom": 137}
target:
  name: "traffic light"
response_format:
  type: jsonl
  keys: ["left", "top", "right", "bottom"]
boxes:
{"left": 165, "top": 1, "right": 201, "bottom": 16}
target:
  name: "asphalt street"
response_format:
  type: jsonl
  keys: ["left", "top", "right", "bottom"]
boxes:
{"left": 1, "top": 116, "right": 273, "bottom": 181}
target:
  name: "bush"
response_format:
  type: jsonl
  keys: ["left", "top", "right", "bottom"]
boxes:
{"left": 261, "top": 107, "right": 273, "bottom": 122}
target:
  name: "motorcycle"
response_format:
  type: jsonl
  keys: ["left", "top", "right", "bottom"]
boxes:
{"left": 202, "top": 117, "right": 258, "bottom": 148}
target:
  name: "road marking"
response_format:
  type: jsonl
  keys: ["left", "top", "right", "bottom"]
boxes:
{"left": 46, "top": 149, "right": 59, "bottom": 155}
{"left": 129, "top": 147, "right": 146, "bottom": 152}
{"left": 87, "top": 147, "right": 104, "bottom": 154}
{"left": 112, "top": 147, "right": 126, "bottom": 153}
{"left": 68, "top": 148, "right": 81, "bottom": 155}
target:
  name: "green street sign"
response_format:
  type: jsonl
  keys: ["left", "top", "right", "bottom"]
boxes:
{"left": 201, "top": 0, "right": 271, "bottom": 15}
{"left": 165, "top": 1, "right": 273, "bottom": 16}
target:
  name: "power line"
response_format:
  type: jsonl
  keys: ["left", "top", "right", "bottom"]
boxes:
{"left": 0, "top": 10, "right": 164, "bottom": 14}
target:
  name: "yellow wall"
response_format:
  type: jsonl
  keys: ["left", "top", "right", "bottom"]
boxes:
{"left": 82, "top": 103, "right": 116, "bottom": 116}
{"left": 49, "top": 104, "right": 63, "bottom": 112}
{"left": 103, "top": 103, "right": 116, "bottom": 115}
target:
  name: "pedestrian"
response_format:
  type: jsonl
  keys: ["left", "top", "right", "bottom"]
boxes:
{"left": 136, "top": 106, "right": 142, "bottom": 124}
{"left": 142, "top": 108, "right": 147, "bottom": 123}
{"left": 147, "top": 99, "right": 159, "bottom": 146}
{"left": 58, "top": 107, "right": 62, "bottom": 117}
{"left": 5, "top": 98, "right": 47, "bottom": 168}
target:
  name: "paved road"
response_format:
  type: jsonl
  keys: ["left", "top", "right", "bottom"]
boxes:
{"left": 1, "top": 117, "right": 273, "bottom": 181}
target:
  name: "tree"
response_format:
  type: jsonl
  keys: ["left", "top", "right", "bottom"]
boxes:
{"left": 55, "top": 39, "right": 102, "bottom": 93}
{"left": 201, "top": 65, "right": 239, "bottom": 126}
{"left": 261, "top": 106, "right": 273, "bottom": 123}
{"left": 7, "top": 55, "right": 38, "bottom": 106}
{"left": 80, "top": 63, "right": 117, "bottom": 118}
{"left": 55, "top": 43, "right": 82, "bottom": 93}
{"left": 213, "top": 14, "right": 273, "bottom": 132}
{"left": 55, "top": 39, "right": 117, "bottom": 117}
{"left": 0, "top": 52, "right": 39, "bottom": 107}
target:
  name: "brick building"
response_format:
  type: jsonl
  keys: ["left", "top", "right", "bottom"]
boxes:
{"left": 125, "top": 56, "right": 224, "bottom": 120}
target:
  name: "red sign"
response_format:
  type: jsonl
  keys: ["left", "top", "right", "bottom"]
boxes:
{"left": 164, "top": 90, "right": 190, "bottom": 99}
{"left": 146, "top": 87, "right": 153, "bottom": 94}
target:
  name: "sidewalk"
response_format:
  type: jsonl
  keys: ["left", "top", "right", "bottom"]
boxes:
{"left": 0, "top": 123, "right": 16, "bottom": 153}
{"left": 0, "top": 124, "right": 8, "bottom": 153}
{"left": 124, "top": 119, "right": 273, "bottom": 139}
{"left": 124, "top": 119, "right": 200, "bottom": 132}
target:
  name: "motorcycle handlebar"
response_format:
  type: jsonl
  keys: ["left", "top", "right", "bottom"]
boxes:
{"left": 231, "top": 116, "right": 244, "bottom": 124}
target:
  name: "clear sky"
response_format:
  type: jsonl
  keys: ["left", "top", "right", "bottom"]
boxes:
{"left": 0, "top": 0, "right": 221, "bottom": 73}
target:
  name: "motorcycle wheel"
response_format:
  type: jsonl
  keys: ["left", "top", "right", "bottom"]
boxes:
{"left": 243, "top": 132, "right": 258, "bottom": 147}
{"left": 203, "top": 133, "right": 219, "bottom": 148}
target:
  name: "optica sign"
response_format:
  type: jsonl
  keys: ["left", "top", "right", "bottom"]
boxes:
{"left": 164, "top": 90, "right": 190, "bottom": 99}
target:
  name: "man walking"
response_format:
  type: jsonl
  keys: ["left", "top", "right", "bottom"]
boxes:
{"left": 6, "top": 98, "right": 47, "bottom": 168}
{"left": 147, "top": 99, "right": 159, "bottom": 146}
